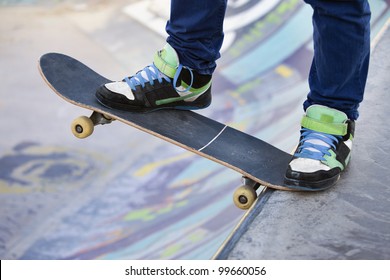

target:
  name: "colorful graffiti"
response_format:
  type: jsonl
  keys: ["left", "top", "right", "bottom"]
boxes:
{"left": 1, "top": 0, "right": 389, "bottom": 259}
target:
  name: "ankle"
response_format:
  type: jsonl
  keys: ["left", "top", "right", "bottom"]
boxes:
{"left": 178, "top": 68, "right": 212, "bottom": 89}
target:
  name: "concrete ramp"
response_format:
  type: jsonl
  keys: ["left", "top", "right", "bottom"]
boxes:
{"left": 214, "top": 22, "right": 390, "bottom": 260}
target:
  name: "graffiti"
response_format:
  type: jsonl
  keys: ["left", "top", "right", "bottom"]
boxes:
{"left": 225, "top": 0, "right": 301, "bottom": 59}
{"left": 1, "top": 0, "right": 389, "bottom": 260}
{"left": 0, "top": 142, "right": 108, "bottom": 193}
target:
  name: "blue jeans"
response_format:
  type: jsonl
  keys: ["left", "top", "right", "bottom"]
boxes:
{"left": 166, "top": 0, "right": 371, "bottom": 120}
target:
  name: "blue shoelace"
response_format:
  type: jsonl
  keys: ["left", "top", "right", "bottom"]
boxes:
{"left": 124, "top": 64, "right": 193, "bottom": 93}
{"left": 294, "top": 128, "right": 342, "bottom": 161}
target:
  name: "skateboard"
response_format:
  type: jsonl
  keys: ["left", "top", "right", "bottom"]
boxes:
{"left": 38, "top": 52, "right": 294, "bottom": 210}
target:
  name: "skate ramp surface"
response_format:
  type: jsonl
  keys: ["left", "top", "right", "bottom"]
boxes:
{"left": 215, "top": 21, "right": 390, "bottom": 260}
{"left": 1, "top": 0, "right": 389, "bottom": 259}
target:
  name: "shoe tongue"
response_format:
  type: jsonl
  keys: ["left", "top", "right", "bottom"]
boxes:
{"left": 306, "top": 105, "right": 348, "bottom": 124}
{"left": 153, "top": 43, "right": 179, "bottom": 78}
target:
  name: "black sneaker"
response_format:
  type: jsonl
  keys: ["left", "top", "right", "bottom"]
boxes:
{"left": 96, "top": 43, "right": 212, "bottom": 112}
{"left": 284, "top": 105, "right": 354, "bottom": 191}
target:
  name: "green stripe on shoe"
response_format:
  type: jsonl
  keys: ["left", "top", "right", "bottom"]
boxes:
{"left": 301, "top": 116, "right": 348, "bottom": 136}
{"left": 322, "top": 150, "right": 345, "bottom": 170}
{"left": 155, "top": 92, "right": 199, "bottom": 105}
{"left": 156, "top": 81, "right": 211, "bottom": 106}
{"left": 180, "top": 80, "right": 211, "bottom": 95}
{"left": 155, "top": 81, "right": 211, "bottom": 106}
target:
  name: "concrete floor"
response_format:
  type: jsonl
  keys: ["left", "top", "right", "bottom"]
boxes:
{"left": 216, "top": 23, "right": 390, "bottom": 260}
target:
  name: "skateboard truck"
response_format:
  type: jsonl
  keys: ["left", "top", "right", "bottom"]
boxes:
{"left": 233, "top": 177, "right": 263, "bottom": 210}
{"left": 71, "top": 111, "right": 114, "bottom": 139}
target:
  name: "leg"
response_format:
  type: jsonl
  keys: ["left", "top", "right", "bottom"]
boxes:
{"left": 96, "top": 0, "right": 227, "bottom": 111}
{"left": 166, "top": 0, "right": 228, "bottom": 75}
{"left": 284, "top": 0, "right": 371, "bottom": 190}
{"left": 304, "top": 0, "right": 371, "bottom": 120}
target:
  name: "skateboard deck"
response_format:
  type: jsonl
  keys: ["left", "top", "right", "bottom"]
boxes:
{"left": 38, "top": 52, "right": 294, "bottom": 209}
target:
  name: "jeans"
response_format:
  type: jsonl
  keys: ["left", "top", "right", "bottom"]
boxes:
{"left": 166, "top": 0, "right": 371, "bottom": 120}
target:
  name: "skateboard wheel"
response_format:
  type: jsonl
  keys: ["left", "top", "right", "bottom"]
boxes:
{"left": 233, "top": 185, "right": 257, "bottom": 210}
{"left": 71, "top": 116, "right": 94, "bottom": 139}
